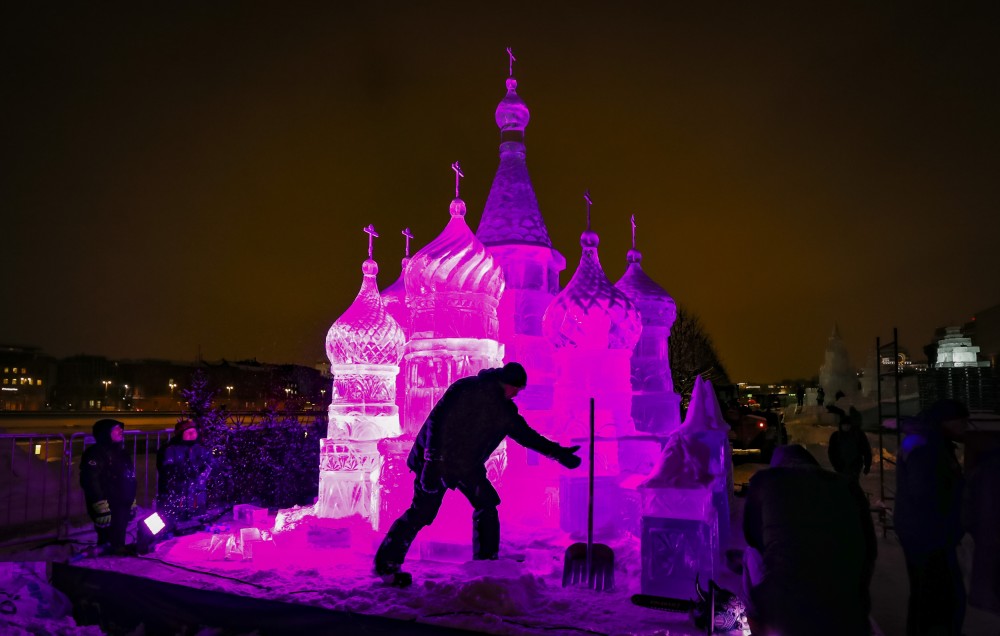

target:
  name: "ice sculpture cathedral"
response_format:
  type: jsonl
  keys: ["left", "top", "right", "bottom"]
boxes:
{"left": 321, "top": 57, "right": 683, "bottom": 537}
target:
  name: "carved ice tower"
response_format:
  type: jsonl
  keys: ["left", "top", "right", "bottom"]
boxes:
{"left": 400, "top": 164, "right": 506, "bottom": 434}
{"left": 320, "top": 226, "right": 405, "bottom": 528}
{"left": 542, "top": 193, "right": 642, "bottom": 536}
{"left": 476, "top": 50, "right": 566, "bottom": 430}
{"left": 615, "top": 215, "right": 682, "bottom": 436}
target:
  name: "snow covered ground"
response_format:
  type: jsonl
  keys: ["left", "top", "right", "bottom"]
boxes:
{"left": 5, "top": 412, "right": 1000, "bottom": 635}
{"left": 71, "top": 515, "right": 746, "bottom": 636}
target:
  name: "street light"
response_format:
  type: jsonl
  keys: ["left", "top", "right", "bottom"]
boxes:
{"left": 102, "top": 380, "right": 111, "bottom": 396}
{"left": 168, "top": 381, "right": 176, "bottom": 394}
{"left": 226, "top": 385, "right": 233, "bottom": 398}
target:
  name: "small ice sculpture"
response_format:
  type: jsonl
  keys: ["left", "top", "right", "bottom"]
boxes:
{"left": 818, "top": 324, "right": 859, "bottom": 400}
{"left": 320, "top": 225, "right": 405, "bottom": 528}
{"left": 678, "top": 375, "right": 733, "bottom": 552}
{"left": 637, "top": 431, "right": 718, "bottom": 599}
{"left": 615, "top": 215, "right": 682, "bottom": 435}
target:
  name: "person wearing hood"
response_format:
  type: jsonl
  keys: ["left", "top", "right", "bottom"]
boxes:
{"left": 374, "top": 362, "right": 582, "bottom": 587}
{"left": 895, "top": 399, "right": 968, "bottom": 636}
{"left": 156, "top": 419, "right": 214, "bottom": 523}
{"left": 80, "top": 418, "right": 137, "bottom": 554}
{"left": 742, "top": 444, "right": 876, "bottom": 636}
{"left": 828, "top": 408, "right": 873, "bottom": 481}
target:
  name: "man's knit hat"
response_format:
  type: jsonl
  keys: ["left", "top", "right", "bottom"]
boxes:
{"left": 498, "top": 362, "right": 528, "bottom": 388}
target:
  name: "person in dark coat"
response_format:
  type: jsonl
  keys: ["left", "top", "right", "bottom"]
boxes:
{"left": 374, "top": 362, "right": 582, "bottom": 586}
{"left": 156, "top": 419, "right": 214, "bottom": 523}
{"left": 742, "top": 444, "right": 876, "bottom": 636}
{"left": 895, "top": 399, "right": 968, "bottom": 636}
{"left": 828, "top": 409, "right": 873, "bottom": 481}
{"left": 80, "top": 418, "right": 137, "bottom": 554}
{"left": 963, "top": 447, "right": 1000, "bottom": 617}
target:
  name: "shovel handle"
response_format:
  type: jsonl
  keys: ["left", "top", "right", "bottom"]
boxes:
{"left": 587, "top": 397, "right": 595, "bottom": 581}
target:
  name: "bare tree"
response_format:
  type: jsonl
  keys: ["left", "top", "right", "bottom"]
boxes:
{"left": 669, "top": 306, "right": 730, "bottom": 412}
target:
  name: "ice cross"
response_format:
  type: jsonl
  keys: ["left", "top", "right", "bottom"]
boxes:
{"left": 631, "top": 214, "right": 637, "bottom": 250}
{"left": 584, "top": 190, "right": 593, "bottom": 231}
{"left": 506, "top": 47, "right": 516, "bottom": 77}
{"left": 452, "top": 161, "right": 464, "bottom": 198}
{"left": 363, "top": 224, "right": 379, "bottom": 260}
{"left": 402, "top": 227, "right": 413, "bottom": 258}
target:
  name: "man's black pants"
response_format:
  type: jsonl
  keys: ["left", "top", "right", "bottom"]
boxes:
{"left": 375, "top": 474, "right": 501, "bottom": 573}
{"left": 904, "top": 548, "right": 966, "bottom": 636}
{"left": 95, "top": 508, "right": 130, "bottom": 551}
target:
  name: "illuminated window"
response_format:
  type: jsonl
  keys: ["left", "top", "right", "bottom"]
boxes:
{"left": 27, "top": 379, "right": 32, "bottom": 385}
{"left": 21, "top": 368, "right": 26, "bottom": 374}
{"left": 36, "top": 379, "right": 42, "bottom": 386}
{"left": 2, "top": 368, "right": 7, "bottom": 373}
{"left": 21, "top": 378, "right": 26, "bottom": 385}
{"left": 2, "top": 379, "right": 7, "bottom": 385}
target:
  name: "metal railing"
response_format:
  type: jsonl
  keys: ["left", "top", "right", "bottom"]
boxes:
{"left": 1, "top": 429, "right": 173, "bottom": 545}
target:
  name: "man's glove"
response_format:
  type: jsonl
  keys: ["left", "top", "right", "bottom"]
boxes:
{"left": 92, "top": 500, "right": 112, "bottom": 528}
{"left": 554, "top": 445, "right": 582, "bottom": 469}
{"left": 419, "top": 461, "right": 446, "bottom": 494}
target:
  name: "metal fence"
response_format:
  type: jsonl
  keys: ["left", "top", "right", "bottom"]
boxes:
{"left": 1, "top": 429, "right": 173, "bottom": 545}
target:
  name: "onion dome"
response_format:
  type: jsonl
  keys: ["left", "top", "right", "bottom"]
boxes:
{"left": 477, "top": 64, "right": 554, "bottom": 248}
{"left": 543, "top": 223, "right": 641, "bottom": 350}
{"left": 326, "top": 254, "right": 405, "bottom": 367}
{"left": 495, "top": 77, "right": 530, "bottom": 133}
{"left": 404, "top": 197, "right": 504, "bottom": 301}
{"left": 615, "top": 248, "right": 677, "bottom": 327}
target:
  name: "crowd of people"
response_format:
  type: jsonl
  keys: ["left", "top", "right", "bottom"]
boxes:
{"left": 741, "top": 396, "right": 998, "bottom": 636}
{"left": 77, "top": 373, "right": 998, "bottom": 636}
{"left": 79, "top": 417, "right": 214, "bottom": 555}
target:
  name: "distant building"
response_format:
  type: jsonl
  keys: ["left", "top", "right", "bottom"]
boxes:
{"left": 1, "top": 346, "right": 327, "bottom": 412}
{"left": 918, "top": 323, "right": 999, "bottom": 413}
{"left": 0, "top": 345, "right": 55, "bottom": 411}
{"left": 934, "top": 327, "right": 990, "bottom": 369}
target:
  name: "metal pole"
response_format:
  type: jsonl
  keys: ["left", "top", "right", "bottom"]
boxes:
{"left": 587, "top": 397, "right": 595, "bottom": 586}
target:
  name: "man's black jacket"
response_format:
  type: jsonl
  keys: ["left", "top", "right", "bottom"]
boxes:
{"left": 80, "top": 424, "right": 137, "bottom": 516}
{"left": 408, "top": 368, "right": 562, "bottom": 486}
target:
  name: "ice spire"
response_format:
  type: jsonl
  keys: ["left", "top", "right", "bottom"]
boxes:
{"left": 615, "top": 214, "right": 677, "bottom": 321}
{"left": 381, "top": 228, "right": 414, "bottom": 338}
{"left": 543, "top": 192, "right": 641, "bottom": 350}
{"left": 404, "top": 163, "right": 504, "bottom": 328}
{"left": 325, "top": 225, "right": 404, "bottom": 367}
{"left": 476, "top": 49, "right": 554, "bottom": 248}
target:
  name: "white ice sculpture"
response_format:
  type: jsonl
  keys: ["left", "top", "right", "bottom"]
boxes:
{"left": 678, "top": 375, "right": 733, "bottom": 554}
{"left": 819, "top": 324, "right": 858, "bottom": 399}
{"left": 320, "top": 226, "right": 405, "bottom": 528}
{"left": 935, "top": 327, "right": 989, "bottom": 368}
{"left": 637, "top": 376, "right": 722, "bottom": 598}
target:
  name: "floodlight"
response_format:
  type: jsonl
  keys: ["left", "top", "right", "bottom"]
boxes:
{"left": 143, "top": 512, "right": 166, "bottom": 535}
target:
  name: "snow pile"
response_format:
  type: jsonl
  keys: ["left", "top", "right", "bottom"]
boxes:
{"left": 0, "top": 562, "right": 103, "bottom": 636}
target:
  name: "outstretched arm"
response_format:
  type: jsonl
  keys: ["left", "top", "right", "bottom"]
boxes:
{"left": 507, "top": 415, "right": 581, "bottom": 468}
